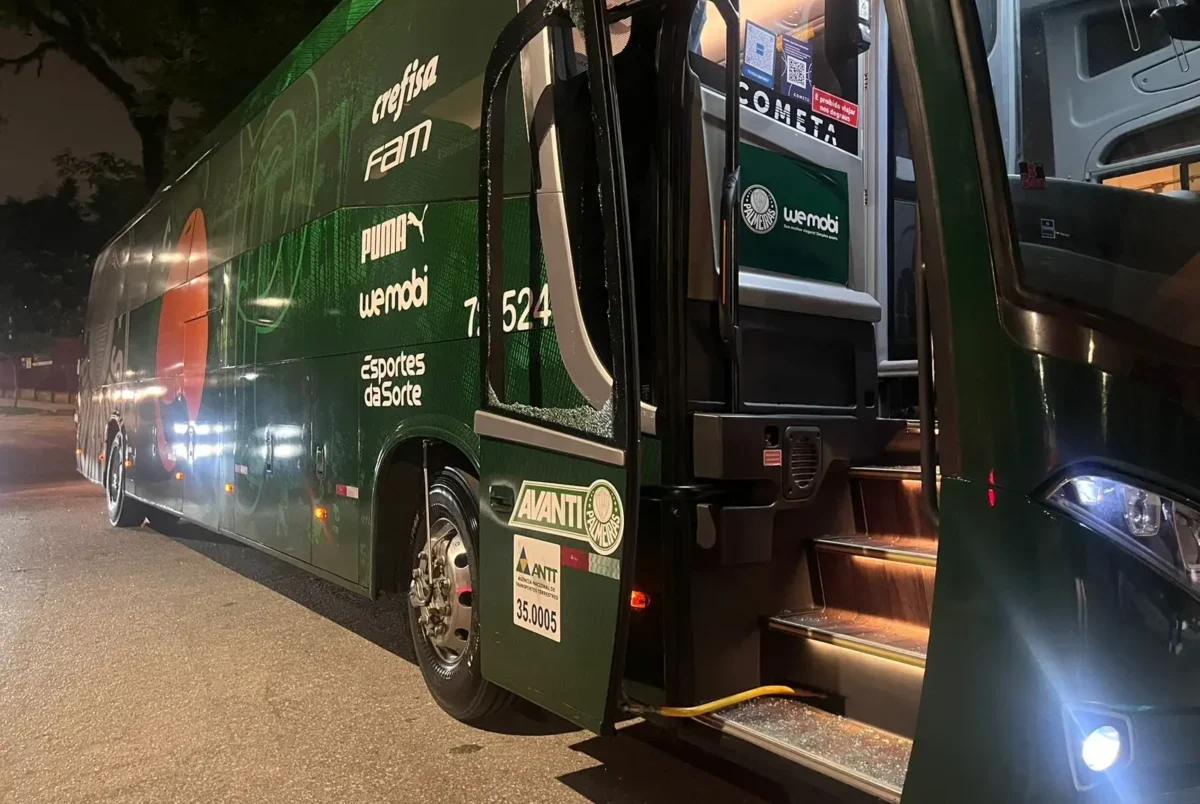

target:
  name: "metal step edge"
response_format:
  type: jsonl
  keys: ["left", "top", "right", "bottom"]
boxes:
{"left": 814, "top": 536, "right": 938, "bottom": 568}
{"left": 767, "top": 615, "right": 928, "bottom": 670}
{"left": 700, "top": 707, "right": 903, "bottom": 803}
{"left": 848, "top": 465, "right": 933, "bottom": 481}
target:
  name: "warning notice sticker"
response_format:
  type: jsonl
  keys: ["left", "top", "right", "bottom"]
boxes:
{"left": 813, "top": 87, "right": 860, "bottom": 129}
{"left": 513, "top": 534, "right": 561, "bottom": 642}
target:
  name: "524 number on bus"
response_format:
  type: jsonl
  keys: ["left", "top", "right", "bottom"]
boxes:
{"left": 463, "top": 284, "right": 552, "bottom": 337}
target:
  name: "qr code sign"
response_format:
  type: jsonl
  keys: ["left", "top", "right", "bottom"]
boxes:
{"left": 743, "top": 21, "right": 776, "bottom": 84}
{"left": 786, "top": 55, "right": 808, "bottom": 89}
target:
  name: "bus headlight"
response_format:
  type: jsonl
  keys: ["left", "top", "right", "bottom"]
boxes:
{"left": 1081, "top": 725, "right": 1122, "bottom": 772}
{"left": 1063, "top": 707, "right": 1133, "bottom": 790}
{"left": 1046, "top": 472, "right": 1200, "bottom": 587}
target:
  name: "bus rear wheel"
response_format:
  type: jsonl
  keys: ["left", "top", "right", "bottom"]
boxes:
{"left": 105, "top": 431, "right": 146, "bottom": 528}
{"left": 407, "top": 468, "right": 514, "bottom": 722}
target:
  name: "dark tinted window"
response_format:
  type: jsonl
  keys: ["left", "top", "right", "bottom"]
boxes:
{"left": 1104, "top": 108, "right": 1200, "bottom": 164}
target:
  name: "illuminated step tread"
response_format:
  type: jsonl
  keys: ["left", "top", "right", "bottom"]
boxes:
{"left": 814, "top": 534, "right": 938, "bottom": 567}
{"left": 768, "top": 608, "right": 928, "bottom": 668}
{"left": 705, "top": 697, "right": 911, "bottom": 802}
{"left": 849, "top": 465, "right": 930, "bottom": 481}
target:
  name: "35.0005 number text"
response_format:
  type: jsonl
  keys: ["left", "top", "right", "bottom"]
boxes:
{"left": 515, "top": 598, "right": 558, "bottom": 635}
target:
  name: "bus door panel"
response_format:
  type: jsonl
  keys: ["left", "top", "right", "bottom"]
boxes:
{"left": 309, "top": 354, "right": 361, "bottom": 585}
{"left": 234, "top": 360, "right": 313, "bottom": 564}
{"left": 472, "top": 0, "right": 642, "bottom": 734}
{"left": 182, "top": 267, "right": 231, "bottom": 529}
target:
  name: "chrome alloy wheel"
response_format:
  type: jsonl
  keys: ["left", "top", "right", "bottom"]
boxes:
{"left": 106, "top": 437, "right": 124, "bottom": 519}
{"left": 409, "top": 517, "right": 474, "bottom": 668}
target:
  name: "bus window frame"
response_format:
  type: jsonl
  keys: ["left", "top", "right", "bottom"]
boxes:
{"left": 942, "top": 0, "right": 1200, "bottom": 385}
{"left": 878, "top": 0, "right": 963, "bottom": 475}
{"left": 517, "top": 16, "right": 658, "bottom": 435}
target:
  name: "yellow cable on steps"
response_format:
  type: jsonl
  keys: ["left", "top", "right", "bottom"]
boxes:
{"left": 640, "top": 685, "right": 818, "bottom": 718}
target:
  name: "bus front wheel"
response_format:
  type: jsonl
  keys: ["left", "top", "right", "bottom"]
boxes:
{"left": 406, "top": 468, "right": 514, "bottom": 722}
{"left": 105, "top": 431, "right": 146, "bottom": 528}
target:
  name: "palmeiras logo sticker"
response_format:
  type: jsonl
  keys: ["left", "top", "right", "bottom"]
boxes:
{"left": 741, "top": 184, "right": 778, "bottom": 234}
{"left": 583, "top": 481, "right": 623, "bottom": 555}
{"left": 510, "top": 479, "right": 626, "bottom": 555}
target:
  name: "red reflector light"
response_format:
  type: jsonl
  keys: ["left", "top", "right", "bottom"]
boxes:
{"left": 314, "top": 507, "right": 329, "bottom": 521}
{"left": 631, "top": 590, "right": 650, "bottom": 610}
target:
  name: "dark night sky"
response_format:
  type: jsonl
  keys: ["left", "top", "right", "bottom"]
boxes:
{"left": 0, "top": 28, "right": 140, "bottom": 200}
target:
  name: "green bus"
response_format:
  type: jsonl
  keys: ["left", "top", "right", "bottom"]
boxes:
{"left": 78, "top": 0, "right": 1200, "bottom": 799}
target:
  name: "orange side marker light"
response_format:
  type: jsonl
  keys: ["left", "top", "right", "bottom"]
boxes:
{"left": 98, "top": 454, "right": 106, "bottom": 462}
{"left": 631, "top": 590, "right": 650, "bottom": 610}
{"left": 224, "top": 483, "right": 235, "bottom": 494}
{"left": 314, "top": 507, "right": 329, "bottom": 521}
{"left": 124, "top": 460, "right": 133, "bottom": 469}
{"left": 76, "top": 449, "right": 83, "bottom": 456}
{"left": 175, "top": 471, "right": 185, "bottom": 481}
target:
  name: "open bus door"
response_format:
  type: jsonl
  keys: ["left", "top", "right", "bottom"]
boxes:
{"left": 472, "top": 0, "right": 642, "bottom": 734}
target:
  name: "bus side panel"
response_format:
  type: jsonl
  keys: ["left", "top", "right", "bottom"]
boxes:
{"left": 232, "top": 357, "right": 313, "bottom": 564}
{"left": 127, "top": 294, "right": 174, "bottom": 508}
{"left": 311, "top": 353, "right": 362, "bottom": 584}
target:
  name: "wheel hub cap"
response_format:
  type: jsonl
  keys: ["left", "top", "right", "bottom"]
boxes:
{"left": 410, "top": 518, "right": 473, "bottom": 666}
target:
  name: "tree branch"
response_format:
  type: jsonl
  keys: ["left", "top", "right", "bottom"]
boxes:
{"left": 0, "top": 41, "right": 59, "bottom": 77}
{"left": 13, "top": 0, "right": 140, "bottom": 110}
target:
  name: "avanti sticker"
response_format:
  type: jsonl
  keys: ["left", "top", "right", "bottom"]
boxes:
{"left": 509, "top": 479, "right": 625, "bottom": 556}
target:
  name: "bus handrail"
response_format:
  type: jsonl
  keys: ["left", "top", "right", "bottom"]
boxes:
{"left": 711, "top": 0, "right": 742, "bottom": 412}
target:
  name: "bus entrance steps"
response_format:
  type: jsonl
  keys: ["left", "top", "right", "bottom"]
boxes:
{"left": 812, "top": 534, "right": 937, "bottom": 568}
{"left": 768, "top": 608, "right": 928, "bottom": 668}
{"left": 702, "top": 696, "right": 910, "bottom": 803}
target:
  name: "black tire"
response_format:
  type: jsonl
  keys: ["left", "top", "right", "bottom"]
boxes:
{"left": 105, "top": 431, "right": 145, "bottom": 528}
{"left": 144, "top": 507, "right": 178, "bottom": 532}
{"left": 407, "top": 468, "right": 515, "bottom": 722}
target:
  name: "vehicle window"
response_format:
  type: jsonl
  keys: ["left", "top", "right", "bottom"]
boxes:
{"left": 1084, "top": 3, "right": 1173, "bottom": 77}
{"left": 1102, "top": 163, "right": 1193, "bottom": 193}
{"left": 689, "top": 0, "right": 863, "bottom": 155}
{"left": 692, "top": 0, "right": 858, "bottom": 104}
{"left": 995, "top": 0, "right": 1200, "bottom": 351}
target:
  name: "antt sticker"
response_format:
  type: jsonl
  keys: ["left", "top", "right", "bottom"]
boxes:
{"left": 513, "top": 535, "right": 561, "bottom": 642}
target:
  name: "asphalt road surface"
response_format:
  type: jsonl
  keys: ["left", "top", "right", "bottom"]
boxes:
{"left": 0, "top": 414, "right": 777, "bottom": 804}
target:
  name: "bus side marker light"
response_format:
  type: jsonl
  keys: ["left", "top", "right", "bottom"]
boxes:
{"left": 224, "top": 483, "right": 235, "bottom": 494}
{"left": 76, "top": 449, "right": 83, "bottom": 456}
{"left": 314, "top": 507, "right": 329, "bottom": 521}
{"left": 98, "top": 454, "right": 105, "bottom": 462}
{"left": 125, "top": 460, "right": 133, "bottom": 469}
{"left": 631, "top": 590, "right": 650, "bottom": 610}
{"left": 175, "top": 471, "right": 185, "bottom": 481}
